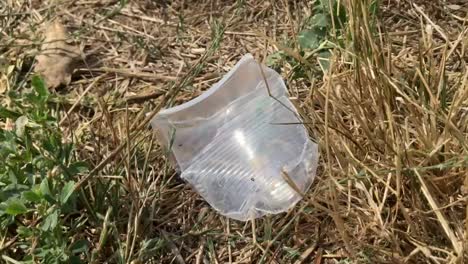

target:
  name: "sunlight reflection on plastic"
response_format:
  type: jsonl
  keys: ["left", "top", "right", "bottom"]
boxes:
{"left": 151, "top": 54, "right": 319, "bottom": 221}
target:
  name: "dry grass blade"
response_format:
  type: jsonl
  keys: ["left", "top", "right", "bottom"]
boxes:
{"left": 414, "top": 169, "right": 463, "bottom": 256}
{"left": 161, "top": 230, "right": 186, "bottom": 264}
{"left": 293, "top": 241, "right": 319, "bottom": 264}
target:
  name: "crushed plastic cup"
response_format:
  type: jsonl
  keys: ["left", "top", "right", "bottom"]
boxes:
{"left": 151, "top": 54, "right": 319, "bottom": 221}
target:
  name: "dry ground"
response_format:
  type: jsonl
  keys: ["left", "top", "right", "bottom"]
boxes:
{"left": 1, "top": 0, "right": 468, "bottom": 263}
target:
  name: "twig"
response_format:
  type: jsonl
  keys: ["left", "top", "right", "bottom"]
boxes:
{"left": 79, "top": 67, "right": 176, "bottom": 81}
{"left": 125, "top": 91, "right": 165, "bottom": 103}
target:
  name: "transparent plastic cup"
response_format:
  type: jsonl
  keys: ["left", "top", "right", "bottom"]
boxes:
{"left": 151, "top": 54, "right": 319, "bottom": 221}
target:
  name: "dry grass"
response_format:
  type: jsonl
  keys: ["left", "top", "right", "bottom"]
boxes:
{"left": 1, "top": 0, "right": 467, "bottom": 263}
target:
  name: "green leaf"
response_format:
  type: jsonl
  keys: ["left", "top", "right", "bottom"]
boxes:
{"left": 8, "top": 171, "right": 17, "bottom": 184}
{"left": 60, "top": 181, "right": 75, "bottom": 204}
{"left": 22, "top": 190, "right": 42, "bottom": 202}
{"left": 67, "top": 161, "right": 89, "bottom": 175}
{"left": 315, "top": 0, "right": 347, "bottom": 30}
{"left": 266, "top": 52, "right": 284, "bottom": 67}
{"left": 41, "top": 209, "right": 58, "bottom": 231}
{"left": 32, "top": 75, "right": 48, "bottom": 100}
{"left": 70, "top": 240, "right": 89, "bottom": 254}
{"left": 0, "top": 106, "right": 21, "bottom": 119}
{"left": 5, "top": 199, "right": 27, "bottom": 215}
{"left": 40, "top": 178, "right": 51, "bottom": 197}
{"left": 17, "top": 226, "right": 34, "bottom": 237}
{"left": 298, "top": 28, "right": 326, "bottom": 50}
{"left": 311, "top": 13, "right": 329, "bottom": 28}
{"left": 40, "top": 178, "right": 55, "bottom": 204}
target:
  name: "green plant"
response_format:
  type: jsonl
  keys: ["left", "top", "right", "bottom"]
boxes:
{"left": 0, "top": 76, "right": 88, "bottom": 263}
{"left": 267, "top": 0, "right": 381, "bottom": 76}
{"left": 267, "top": 0, "right": 348, "bottom": 78}
{"left": 298, "top": 0, "right": 347, "bottom": 50}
